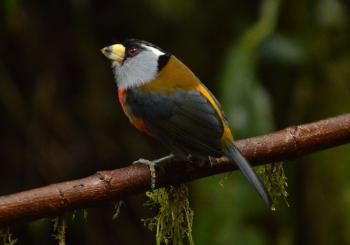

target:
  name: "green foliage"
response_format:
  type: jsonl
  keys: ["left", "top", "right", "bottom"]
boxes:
{"left": 259, "top": 163, "right": 289, "bottom": 210}
{"left": 71, "top": 209, "right": 89, "bottom": 221}
{"left": 52, "top": 217, "right": 66, "bottom": 245}
{"left": 193, "top": 1, "right": 282, "bottom": 244}
{"left": 112, "top": 201, "right": 124, "bottom": 220}
{"left": 143, "top": 185, "right": 194, "bottom": 245}
{"left": 0, "top": 228, "right": 17, "bottom": 245}
{"left": 220, "top": 0, "right": 281, "bottom": 137}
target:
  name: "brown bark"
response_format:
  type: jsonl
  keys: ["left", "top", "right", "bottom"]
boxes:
{"left": 0, "top": 114, "right": 349, "bottom": 225}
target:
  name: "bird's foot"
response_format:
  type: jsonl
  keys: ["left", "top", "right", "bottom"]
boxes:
{"left": 132, "top": 158, "right": 152, "bottom": 165}
{"left": 133, "top": 154, "right": 175, "bottom": 189}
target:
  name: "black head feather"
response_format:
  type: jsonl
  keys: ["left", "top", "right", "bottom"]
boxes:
{"left": 123, "top": 39, "right": 165, "bottom": 52}
{"left": 123, "top": 38, "right": 170, "bottom": 72}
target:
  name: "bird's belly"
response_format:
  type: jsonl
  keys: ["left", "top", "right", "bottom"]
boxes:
{"left": 124, "top": 104, "right": 154, "bottom": 136}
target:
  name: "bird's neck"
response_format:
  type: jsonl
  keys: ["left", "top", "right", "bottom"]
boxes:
{"left": 112, "top": 54, "right": 158, "bottom": 89}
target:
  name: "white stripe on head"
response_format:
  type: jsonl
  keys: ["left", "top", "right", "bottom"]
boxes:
{"left": 142, "top": 44, "right": 165, "bottom": 56}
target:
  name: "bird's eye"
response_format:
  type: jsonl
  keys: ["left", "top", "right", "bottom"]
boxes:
{"left": 128, "top": 47, "right": 139, "bottom": 57}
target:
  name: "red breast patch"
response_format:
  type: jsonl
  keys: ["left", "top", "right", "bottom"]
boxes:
{"left": 118, "top": 87, "right": 127, "bottom": 114}
{"left": 117, "top": 87, "right": 154, "bottom": 137}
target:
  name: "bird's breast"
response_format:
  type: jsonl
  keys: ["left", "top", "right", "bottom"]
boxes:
{"left": 118, "top": 87, "right": 153, "bottom": 137}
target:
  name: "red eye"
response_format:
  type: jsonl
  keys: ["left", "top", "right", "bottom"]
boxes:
{"left": 128, "top": 47, "right": 138, "bottom": 57}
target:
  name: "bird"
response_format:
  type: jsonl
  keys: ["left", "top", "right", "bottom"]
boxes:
{"left": 101, "top": 38, "right": 272, "bottom": 207}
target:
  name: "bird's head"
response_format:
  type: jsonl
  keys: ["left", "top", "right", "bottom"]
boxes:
{"left": 101, "top": 39, "right": 170, "bottom": 88}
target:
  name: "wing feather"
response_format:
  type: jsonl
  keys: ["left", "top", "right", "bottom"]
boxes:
{"left": 125, "top": 88, "right": 224, "bottom": 156}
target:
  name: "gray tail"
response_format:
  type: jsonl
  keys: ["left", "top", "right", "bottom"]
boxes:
{"left": 224, "top": 143, "right": 272, "bottom": 207}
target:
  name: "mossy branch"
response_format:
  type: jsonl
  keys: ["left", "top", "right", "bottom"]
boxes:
{"left": 142, "top": 185, "right": 194, "bottom": 245}
{"left": 0, "top": 113, "right": 349, "bottom": 225}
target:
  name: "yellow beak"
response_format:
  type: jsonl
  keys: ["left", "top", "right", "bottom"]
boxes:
{"left": 101, "top": 44, "right": 126, "bottom": 63}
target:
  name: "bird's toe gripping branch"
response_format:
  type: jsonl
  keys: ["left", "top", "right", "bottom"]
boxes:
{"left": 133, "top": 154, "right": 175, "bottom": 189}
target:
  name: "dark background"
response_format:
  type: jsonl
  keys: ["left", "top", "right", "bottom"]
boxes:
{"left": 1, "top": 0, "right": 350, "bottom": 244}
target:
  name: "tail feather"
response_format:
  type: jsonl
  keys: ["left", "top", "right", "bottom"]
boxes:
{"left": 224, "top": 143, "right": 272, "bottom": 207}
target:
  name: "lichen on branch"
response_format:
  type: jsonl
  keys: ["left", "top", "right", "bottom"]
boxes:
{"left": 259, "top": 162, "right": 289, "bottom": 210}
{"left": 142, "top": 184, "right": 195, "bottom": 245}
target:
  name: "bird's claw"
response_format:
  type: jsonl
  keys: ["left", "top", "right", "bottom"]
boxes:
{"left": 133, "top": 158, "right": 152, "bottom": 165}
{"left": 133, "top": 154, "right": 175, "bottom": 189}
{"left": 133, "top": 158, "right": 157, "bottom": 189}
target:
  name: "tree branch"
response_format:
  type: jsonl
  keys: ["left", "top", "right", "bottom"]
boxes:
{"left": 0, "top": 114, "right": 349, "bottom": 225}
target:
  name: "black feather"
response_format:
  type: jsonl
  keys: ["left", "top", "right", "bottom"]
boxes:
{"left": 157, "top": 53, "right": 171, "bottom": 72}
{"left": 125, "top": 88, "right": 224, "bottom": 156}
{"left": 224, "top": 143, "right": 272, "bottom": 207}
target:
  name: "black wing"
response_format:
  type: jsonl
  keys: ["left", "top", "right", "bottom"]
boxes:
{"left": 126, "top": 87, "right": 272, "bottom": 206}
{"left": 126, "top": 88, "right": 224, "bottom": 157}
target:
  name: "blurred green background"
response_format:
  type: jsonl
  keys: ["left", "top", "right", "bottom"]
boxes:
{"left": 1, "top": 0, "right": 350, "bottom": 244}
